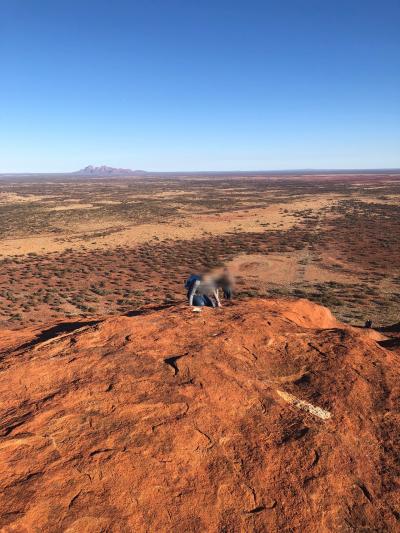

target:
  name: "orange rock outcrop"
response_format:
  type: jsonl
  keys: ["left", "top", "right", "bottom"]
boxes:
{"left": 0, "top": 299, "right": 399, "bottom": 531}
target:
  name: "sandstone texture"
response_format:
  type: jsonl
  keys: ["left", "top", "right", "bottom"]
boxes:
{"left": 0, "top": 299, "right": 399, "bottom": 532}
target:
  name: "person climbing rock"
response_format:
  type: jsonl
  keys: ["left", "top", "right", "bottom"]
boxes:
{"left": 185, "top": 274, "right": 221, "bottom": 308}
{"left": 215, "top": 268, "right": 234, "bottom": 300}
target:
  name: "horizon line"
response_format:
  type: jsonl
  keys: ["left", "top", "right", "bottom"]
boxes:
{"left": 1, "top": 167, "right": 400, "bottom": 176}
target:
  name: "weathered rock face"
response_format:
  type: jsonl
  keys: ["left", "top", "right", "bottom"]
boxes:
{"left": 0, "top": 299, "right": 399, "bottom": 532}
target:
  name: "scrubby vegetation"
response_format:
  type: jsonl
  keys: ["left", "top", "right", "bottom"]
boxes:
{"left": 0, "top": 174, "right": 399, "bottom": 329}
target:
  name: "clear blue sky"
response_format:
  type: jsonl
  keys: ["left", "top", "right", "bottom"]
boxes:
{"left": 1, "top": 0, "right": 399, "bottom": 172}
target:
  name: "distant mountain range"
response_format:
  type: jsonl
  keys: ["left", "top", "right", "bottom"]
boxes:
{"left": 1, "top": 167, "right": 400, "bottom": 178}
{"left": 73, "top": 165, "right": 148, "bottom": 176}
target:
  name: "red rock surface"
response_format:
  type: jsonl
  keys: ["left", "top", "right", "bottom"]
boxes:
{"left": 0, "top": 299, "right": 399, "bottom": 532}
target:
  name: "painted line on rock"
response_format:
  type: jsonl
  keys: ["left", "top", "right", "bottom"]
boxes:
{"left": 276, "top": 390, "right": 331, "bottom": 420}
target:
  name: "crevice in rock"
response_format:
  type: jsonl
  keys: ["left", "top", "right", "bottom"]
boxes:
{"left": 164, "top": 355, "right": 185, "bottom": 375}
{"left": 1, "top": 411, "right": 34, "bottom": 437}
{"left": 246, "top": 505, "right": 266, "bottom": 514}
{"left": 68, "top": 490, "right": 82, "bottom": 509}
{"left": 356, "top": 481, "right": 373, "bottom": 502}
{"left": 308, "top": 343, "right": 326, "bottom": 357}
{"left": 7, "top": 471, "right": 43, "bottom": 488}
{"left": 16, "top": 320, "right": 100, "bottom": 353}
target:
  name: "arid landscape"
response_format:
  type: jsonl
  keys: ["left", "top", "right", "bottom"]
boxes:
{"left": 1, "top": 172, "right": 399, "bottom": 330}
{"left": 2, "top": 1, "right": 399, "bottom": 529}
{"left": 1, "top": 172, "right": 400, "bottom": 531}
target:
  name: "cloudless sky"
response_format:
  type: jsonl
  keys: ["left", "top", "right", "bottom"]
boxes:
{"left": 0, "top": 0, "right": 399, "bottom": 172}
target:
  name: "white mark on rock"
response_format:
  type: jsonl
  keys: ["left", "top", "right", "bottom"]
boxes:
{"left": 277, "top": 390, "right": 331, "bottom": 420}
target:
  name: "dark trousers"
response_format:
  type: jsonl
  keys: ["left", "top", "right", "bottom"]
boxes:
{"left": 191, "top": 294, "right": 215, "bottom": 307}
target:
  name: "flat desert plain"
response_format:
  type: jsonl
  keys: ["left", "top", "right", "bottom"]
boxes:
{"left": 0, "top": 172, "right": 399, "bottom": 329}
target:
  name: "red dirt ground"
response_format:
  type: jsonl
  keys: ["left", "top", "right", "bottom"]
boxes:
{"left": 0, "top": 299, "right": 399, "bottom": 532}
